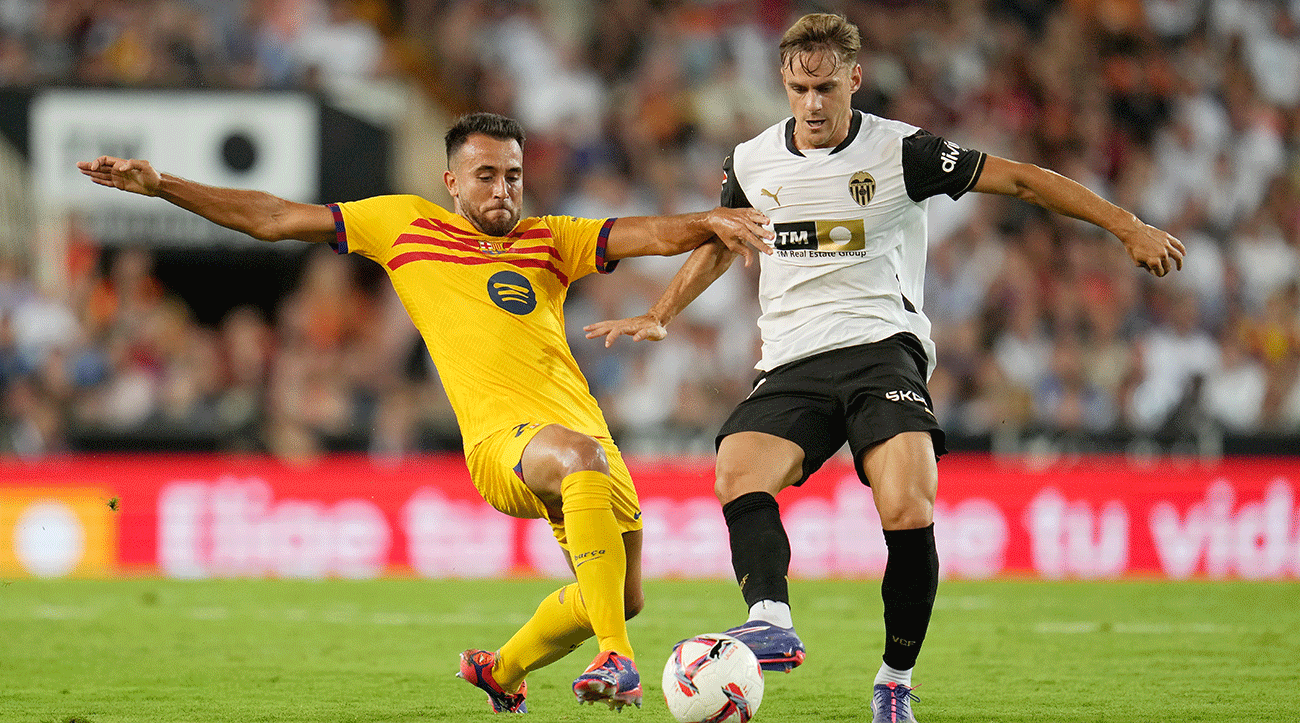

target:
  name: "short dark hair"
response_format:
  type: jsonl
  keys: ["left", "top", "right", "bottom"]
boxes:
{"left": 444, "top": 112, "right": 526, "bottom": 163}
{"left": 780, "top": 13, "right": 861, "bottom": 72}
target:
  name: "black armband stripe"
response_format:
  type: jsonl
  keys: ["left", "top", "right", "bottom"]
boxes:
{"left": 901, "top": 130, "right": 987, "bottom": 202}
{"left": 721, "top": 154, "right": 752, "bottom": 209}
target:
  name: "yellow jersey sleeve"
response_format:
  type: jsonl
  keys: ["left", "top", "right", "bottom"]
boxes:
{"left": 538, "top": 215, "right": 619, "bottom": 282}
{"left": 327, "top": 194, "right": 438, "bottom": 265}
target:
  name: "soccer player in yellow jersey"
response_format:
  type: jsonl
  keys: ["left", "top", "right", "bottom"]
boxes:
{"left": 79, "top": 112, "right": 774, "bottom": 713}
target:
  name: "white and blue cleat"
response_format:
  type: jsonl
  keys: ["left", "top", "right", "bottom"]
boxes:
{"left": 872, "top": 681, "right": 920, "bottom": 722}
{"left": 723, "top": 620, "right": 807, "bottom": 672}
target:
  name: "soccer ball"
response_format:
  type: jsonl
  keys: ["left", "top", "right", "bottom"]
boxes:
{"left": 662, "top": 633, "right": 765, "bottom": 723}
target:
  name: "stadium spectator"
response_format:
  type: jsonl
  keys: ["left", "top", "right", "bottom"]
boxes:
{"left": 993, "top": 296, "right": 1054, "bottom": 395}
{"left": 0, "top": 0, "right": 395, "bottom": 90}
{"left": 290, "top": 0, "right": 386, "bottom": 91}
{"left": 1202, "top": 326, "right": 1268, "bottom": 433}
{"left": 213, "top": 304, "right": 272, "bottom": 449}
{"left": 1232, "top": 205, "right": 1298, "bottom": 313}
{"left": 1034, "top": 334, "right": 1120, "bottom": 434}
{"left": 1128, "top": 287, "right": 1220, "bottom": 432}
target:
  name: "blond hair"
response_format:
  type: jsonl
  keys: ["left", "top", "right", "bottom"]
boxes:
{"left": 779, "top": 13, "right": 861, "bottom": 72}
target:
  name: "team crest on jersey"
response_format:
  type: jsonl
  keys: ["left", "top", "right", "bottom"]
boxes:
{"left": 488, "top": 270, "right": 537, "bottom": 315}
{"left": 478, "top": 238, "right": 507, "bottom": 255}
{"left": 773, "top": 219, "right": 867, "bottom": 253}
{"left": 849, "top": 171, "right": 875, "bottom": 206}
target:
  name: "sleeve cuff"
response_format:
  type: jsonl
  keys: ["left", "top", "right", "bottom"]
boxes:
{"left": 327, "top": 203, "right": 348, "bottom": 254}
{"left": 595, "top": 217, "right": 619, "bottom": 274}
{"left": 949, "top": 152, "right": 987, "bottom": 200}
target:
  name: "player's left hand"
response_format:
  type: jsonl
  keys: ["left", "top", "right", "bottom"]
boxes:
{"left": 706, "top": 207, "right": 774, "bottom": 267}
{"left": 1122, "top": 223, "right": 1186, "bottom": 277}
{"left": 584, "top": 315, "right": 668, "bottom": 348}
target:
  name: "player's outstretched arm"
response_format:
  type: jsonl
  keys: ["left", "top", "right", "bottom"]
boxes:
{"left": 584, "top": 239, "right": 736, "bottom": 347}
{"left": 604, "top": 207, "right": 773, "bottom": 267}
{"left": 77, "top": 156, "right": 336, "bottom": 244}
{"left": 972, "top": 155, "right": 1186, "bottom": 277}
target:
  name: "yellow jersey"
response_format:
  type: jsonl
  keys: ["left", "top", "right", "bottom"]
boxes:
{"left": 328, "top": 195, "right": 618, "bottom": 452}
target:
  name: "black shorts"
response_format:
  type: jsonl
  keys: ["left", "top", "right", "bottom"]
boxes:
{"left": 715, "top": 333, "right": 947, "bottom": 486}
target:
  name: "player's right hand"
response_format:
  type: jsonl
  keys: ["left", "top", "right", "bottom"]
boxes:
{"left": 1123, "top": 223, "right": 1186, "bottom": 278}
{"left": 77, "top": 156, "right": 162, "bottom": 197}
{"left": 584, "top": 314, "right": 668, "bottom": 348}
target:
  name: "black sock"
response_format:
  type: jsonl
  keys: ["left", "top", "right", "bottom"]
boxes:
{"left": 722, "top": 491, "right": 790, "bottom": 609}
{"left": 880, "top": 524, "right": 939, "bottom": 670}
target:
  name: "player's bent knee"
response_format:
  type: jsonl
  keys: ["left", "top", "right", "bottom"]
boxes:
{"left": 713, "top": 472, "right": 781, "bottom": 505}
{"left": 713, "top": 478, "right": 750, "bottom": 505}
{"left": 555, "top": 433, "right": 610, "bottom": 477}
{"left": 714, "top": 447, "right": 800, "bottom": 504}
{"left": 880, "top": 510, "right": 933, "bottom": 531}
{"left": 528, "top": 426, "right": 611, "bottom": 482}
{"left": 877, "top": 498, "right": 934, "bottom": 531}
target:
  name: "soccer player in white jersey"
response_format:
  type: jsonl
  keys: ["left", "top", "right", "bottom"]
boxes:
{"left": 586, "top": 12, "right": 1185, "bottom": 723}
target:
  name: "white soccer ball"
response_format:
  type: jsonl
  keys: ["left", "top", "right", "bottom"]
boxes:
{"left": 662, "top": 633, "right": 765, "bottom": 723}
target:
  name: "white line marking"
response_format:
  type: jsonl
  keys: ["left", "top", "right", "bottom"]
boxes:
{"left": 1035, "top": 621, "right": 1237, "bottom": 634}
{"left": 190, "top": 607, "right": 229, "bottom": 620}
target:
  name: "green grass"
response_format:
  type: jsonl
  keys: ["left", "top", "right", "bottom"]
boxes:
{"left": 2, "top": 578, "right": 1298, "bottom": 722}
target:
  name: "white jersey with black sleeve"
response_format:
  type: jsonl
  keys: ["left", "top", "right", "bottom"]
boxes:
{"left": 722, "top": 110, "right": 986, "bottom": 377}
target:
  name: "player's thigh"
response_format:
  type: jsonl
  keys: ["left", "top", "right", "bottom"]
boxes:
{"left": 714, "top": 432, "right": 806, "bottom": 503}
{"left": 714, "top": 368, "right": 846, "bottom": 502}
{"left": 858, "top": 431, "right": 938, "bottom": 530}
{"left": 838, "top": 335, "right": 945, "bottom": 529}
{"left": 465, "top": 423, "right": 553, "bottom": 522}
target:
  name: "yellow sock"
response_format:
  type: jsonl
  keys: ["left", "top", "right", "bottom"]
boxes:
{"left": 561, "top": 470, "right": 633, "bottom": 659}
{"left": 494, "top": 583, "right": 592, "bottom": 692}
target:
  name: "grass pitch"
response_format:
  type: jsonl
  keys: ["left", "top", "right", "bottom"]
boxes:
{"left": 2, "top": 577, "right": 1297, "bottom": 722}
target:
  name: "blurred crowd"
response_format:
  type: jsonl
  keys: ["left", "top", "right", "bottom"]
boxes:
{"left": 2, "top": 0, "right": 1300, "bottom": 459}
{"left": 0, "top": 0, "right": 392, "bottom": 90}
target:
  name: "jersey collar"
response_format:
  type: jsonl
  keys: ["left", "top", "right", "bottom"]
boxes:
{"left": 783, "top": 111, "right": 863, "bottom": 157}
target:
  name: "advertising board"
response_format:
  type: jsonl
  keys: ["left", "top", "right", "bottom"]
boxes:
{"left": 2, "top": 454, "right": 1297, "bottom": 580}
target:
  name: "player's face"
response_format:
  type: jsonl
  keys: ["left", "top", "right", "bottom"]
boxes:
{"left": 445, "top": 134, "right": 523, "bottom": 237}
{"left": 781, "top": 50, "right": 861, "bottom": 150}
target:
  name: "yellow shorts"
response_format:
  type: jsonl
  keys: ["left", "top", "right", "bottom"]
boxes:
{"left": 465, "top": 423, "right": 643, "bottom": 549}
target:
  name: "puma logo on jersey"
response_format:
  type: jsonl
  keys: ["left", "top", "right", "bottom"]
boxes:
{"left": 761, "top": 187, "right": 783, "bottom": 207}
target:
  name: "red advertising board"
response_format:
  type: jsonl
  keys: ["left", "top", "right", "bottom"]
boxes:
{"left": 1, "top": 453, "right": 1297, "bottom": 580}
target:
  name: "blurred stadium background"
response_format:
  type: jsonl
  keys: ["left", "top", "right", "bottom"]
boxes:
{"left": 0, "top": 0, "right": 1298, "bottom": 584}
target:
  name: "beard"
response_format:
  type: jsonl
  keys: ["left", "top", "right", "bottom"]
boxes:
{"left": 466, "top": 206, "right": 519, "bottom": 237}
